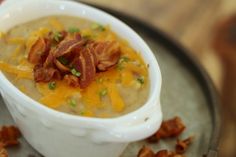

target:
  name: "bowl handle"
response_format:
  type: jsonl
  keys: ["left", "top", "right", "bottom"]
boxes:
{"left": 92, "top": 103, "right": 162, "bottom": 143}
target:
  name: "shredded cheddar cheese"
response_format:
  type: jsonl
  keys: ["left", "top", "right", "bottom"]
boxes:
{"left": 26, "top": 27, "right": 50, "bottom": 53}
{"left": 7, "top": 37, "right": 25, "bottom": 45}
{"left": 107, "top": 83, "right": 125, "bottom": 112}
{"left": 49, "top": 18, "right": 64, "bottom": 31}
{"left": 0, "top": 32, "right": 5, "bottom": 39}
{"left": 0, "top": 61, "right": 33, "bottom": 79}
{"left": 36, "top": 81, "right": 79, "bottom": 108}
{"left": 8, "top": 45, "right": 23, "bottom": 62}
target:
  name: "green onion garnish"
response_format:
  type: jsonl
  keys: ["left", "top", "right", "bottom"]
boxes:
{"left": 68, "top": 27, "right": 80, "bottom": 33}
{"left": 116, "top": 56, "right": 130, "bottom": 71}
{"left": 137, "top": 76, "right": 145, "bottom": 85}
{"left": 96, "top": 78, "right": 103, "bottom": 83}
{"left": 69, "top": 99, "right": 77, "bottom": 107}
{"left": 82, "top": 35, "right": 92, "bottom": 40}
{"left": 57, "top": 56, "right": 69, "bottom": 65}
{"left": 116, "top": 64, "right": 124, "bottom": 71}
{"left": 53, "top": 31, "right": 63, "bottom": 42}
{"left": 48, "top": 82, "right": 56, "bottom": 90}
{"left": 80, "top": 111, "right": 85, "bottom": 115}
{"left": 99, "top": 88, "right": 108, "bottom": 97}
{"left": 118, "top": 56, "right": 130, "bottom": 64}
{"left": 91, "top": 23, "right": 106, "bottom": 31}
{"left": 71, "top": 68, "right": 81, "bottom": 77}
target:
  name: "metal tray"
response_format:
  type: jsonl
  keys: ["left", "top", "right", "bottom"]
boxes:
{"left": 0, "top": 4, "right": 221, "bottom": 157}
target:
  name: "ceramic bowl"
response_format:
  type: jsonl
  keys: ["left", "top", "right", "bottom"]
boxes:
{"left": 0, "top": 0, "right": 162, "bottom": 157}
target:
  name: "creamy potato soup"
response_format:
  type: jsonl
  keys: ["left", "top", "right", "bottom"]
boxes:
{"left": 0, "top": 16, "right": 149, "bottom": 118}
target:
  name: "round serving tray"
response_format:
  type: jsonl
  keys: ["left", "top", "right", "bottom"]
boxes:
{"left": 0, "top": 3, "right": 221, "bottom": 157}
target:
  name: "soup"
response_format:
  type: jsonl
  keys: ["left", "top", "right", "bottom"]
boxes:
{"left": 0, "top": 16, "right": 149, "bottom": 118}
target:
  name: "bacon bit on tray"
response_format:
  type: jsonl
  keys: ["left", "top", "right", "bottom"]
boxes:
{"left": 155, "top": 150, "right": 169, "bottom": 157}
{"left": 0, "top": 126, "right": 21, "bottom": 157}
{"left": 137, "top": 146, "right": 185, "bottom": 157}
{"left": 0, "top": 145, "right": 8, "bottom": 157}
{"left": 148, "top": 117, "right": 186, "bottom": 143}
{"left": 137, "top": 146, "right": 155, "bottom": 157}
{"left": 28, "top": 31, "right": 120, "bottom": 88}
{"left": 0, "top": 126, "right": 21, "bottom": 147}
{"left": 175, "top": 136, "right": 194, "bottom": 154}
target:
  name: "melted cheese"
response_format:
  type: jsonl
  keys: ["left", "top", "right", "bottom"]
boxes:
{"left": 36, "top": 81, "right": 79, "bottom": 108}
{"left": 7, "top": 37, "right": 25, "bottom": 44}
{"left": 49, "top": 18, "right": 64, "bottom": 31}
{"left": 0, "top": 61, "right": 33, "bottom": 79}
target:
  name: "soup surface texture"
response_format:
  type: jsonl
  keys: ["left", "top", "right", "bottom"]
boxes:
{"left": 0, "top": 16, "right": 149, "bottom": 118}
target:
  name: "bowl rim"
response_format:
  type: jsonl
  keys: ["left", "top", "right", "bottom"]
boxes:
{"left": 0, "top": 0, "right": 162, "bottom": 123}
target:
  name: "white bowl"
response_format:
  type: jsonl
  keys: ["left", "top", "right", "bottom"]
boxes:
{"left": 0, "top": 0, "right": 162, "bottom": 157}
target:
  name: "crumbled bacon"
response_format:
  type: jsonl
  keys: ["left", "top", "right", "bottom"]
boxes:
{"left": 0, "top": 126, "right": 21, "bottom": 147}
{"left": 137, "top": 146, "right": 155, "bottom": 157}
{"left": 54, "top": 59, "right": 70, "bottom": 72}
{"left": 137, "top": 146, "right": 185, "bottom": 157}
{"left": 63, "top": 74, "right": 79, "bottom": 87}
{"left": 28, "top": 38, "right": 47, "bottom": 64}
{"left": 0, "top": 145, "right": 8, "bottom": 157}
{"left": 33, "top": 64, "right": 61, "bottom": 82}
{"left": 89, "top": 41, "right": 120, "bottom": 71}
{"left": 73, "top": 48, "right": 96, "bottom": 88}
{"left": 156, "top": 150, "right": 169, "bottom": 157}
{"left": 29, "top": 30, "right": 120, "bottom": 88}
{"left": 148, "top": 117, "right": 186, "bottom": 143}
{"left": 175, "top": 136, "right": 193, "bottom": 154}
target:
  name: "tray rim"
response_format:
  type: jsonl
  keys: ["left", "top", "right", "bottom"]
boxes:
{"left": 81, "top": 2, "right": 222, "bottom": 157}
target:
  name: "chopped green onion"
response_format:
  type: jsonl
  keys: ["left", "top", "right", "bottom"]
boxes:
{"left": 116, "top": 64, "right": 124, "bottom": 71}
{"left": 118, "top": 56, "right": 130, "bottom": 64}
{"left": 137, "top": 77, "right": 145, "bottom": 85}
{"left": 116, "top": 56, "right": 130, "bottom": 71}
{"left": 71, "top": 68, "right": 81, "bottom": 77}
{"left": 91, "top": 23, "right": 105, "bottom": 31}
{"left": 53, "top": 31, "right": 63, "bottom": 42}
{"left": 82, "top": 35, "right": 91, "bottom": 40}
{"left": 57, "top": 56, "right": 69, "bottom": 65}
{"left": 99, "top": 88, "right": 108, "bottom": 97}
{"left": 68, "top": 27, "right": 80, "bottom": 33}
{"left": 96, "top": 78, "right": 103, "bottom": 83}
{"left": 80, "top": 111, "right": 85, "bottom": 115}
{"left": 48, "top": 82, "right": 56, "bottom": 90}
{"left": 69, "top": 99, "right": 77, "bottom": 107}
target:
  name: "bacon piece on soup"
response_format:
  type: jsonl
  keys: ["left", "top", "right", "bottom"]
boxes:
{"left": 54, "top": 38, "right": 85, "bottom": 58}
{"left": 89, "top": 41, "right": 121, "bottom": 71}
{"left": 175, "top": 136, "right": 194, "bottom": 154}
{"left": 34, "top": 64, "right": 61, "bottom": 82}
{"left": 28, "top": 38, "right": 49, "bottom": 64}
{"left": 64, "top": 74, "right": 80, "bottom": 87}
{"left": 44, "top": 37, "right": 85, "bottom": 68}
{"left": 54, "top": 59, "right": 70, "bottom": 72}
{"left": 0, "top": 126, "right": 21, "bottom": 147}
{"left": 148, "top": 117, "right": 185, "bottom": 143}
{"left": 73, "top": 48, "right": 96, "bottom": 88}
{"left": 50, "top": 31, "right": 68, "bottom": 43}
